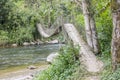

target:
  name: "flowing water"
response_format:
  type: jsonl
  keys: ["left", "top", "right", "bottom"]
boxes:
{"left": 0, "top": 44, "right": 62, "bottom": 71}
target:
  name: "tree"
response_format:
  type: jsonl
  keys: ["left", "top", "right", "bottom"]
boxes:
{"left": 64, "top": 23, "right": 103, "bottom": 72}
{"left": 0, "top": 0, "right": 10, "bottom": 30}
{"left": 82, "top": 0, "right": 100, "bottom": 54}
{"left": 111, "top": 0, "right": 120, "bottom": 71}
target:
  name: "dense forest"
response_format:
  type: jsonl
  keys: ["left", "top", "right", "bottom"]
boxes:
{"left": 1, "top": 0, "right": 120, "bottom": 80}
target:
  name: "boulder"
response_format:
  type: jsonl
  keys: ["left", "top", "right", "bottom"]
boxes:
{"left": 30, "top": 42, "right": 35, "bottom": 45}
{"left": 23, "top": 42, "right": 30, "bottom": 46}
{"left": 36, "top": 39, "right": 44, "bottom": 45}
{"left": 12, "top": 43, "right": 17, "bottom": 47}
{"left": 48, "top": 39, "right": 59, "bottom": 44}
{"left": 47, "top": 52, "right": 59, "bottom": 64}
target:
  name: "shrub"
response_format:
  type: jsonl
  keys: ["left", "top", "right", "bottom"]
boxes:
{"left": 0, "top": 30, "right": 8, "bottom": 44}
{"left": 34, "top": 45, "right": 82, "bottom": 80}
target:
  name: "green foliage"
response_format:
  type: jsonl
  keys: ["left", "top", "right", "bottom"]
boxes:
{"left": 8, "top": 27, "right": 34, "bottom": 44}
{"left": 102, "top": 68, "right": 120, "bottom": 80}
{"left": 0, "top": 30, "right": 9, "bottom": 44}
{"left": 96, "top": 8, "right": 112, "bottom": 54}
{"left": 34, "top": 45, "right": 85, "bottom": 80}
{"left": 0, "top": 0, "right": 39, "bottom": 44}
{"left": 92, "top": 0, "right": 112, "bottom": 54}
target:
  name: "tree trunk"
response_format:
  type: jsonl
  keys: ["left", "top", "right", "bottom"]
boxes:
{"left": 82, "top": 0, "right": 100, "bottom": 54}
{"left": 111, "top": 0, "right": 120, "bottom": 71}
{"left": 64, "top": 23, "right": 103, "bottom": 72}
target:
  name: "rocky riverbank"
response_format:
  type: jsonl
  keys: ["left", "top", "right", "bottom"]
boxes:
{"left": 0, "top": 65, "right": 49, "bottom": 80}
{"left": 0, "top": 39, "right": 62, "bottom": 48}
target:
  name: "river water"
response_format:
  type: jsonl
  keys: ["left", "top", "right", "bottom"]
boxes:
{"left": 0, "top": 44, "right": 61, "bottom": 71}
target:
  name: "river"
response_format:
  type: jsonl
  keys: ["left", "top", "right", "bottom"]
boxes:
{"left": 0, "top": 44, "right": 62, "bottom": 80}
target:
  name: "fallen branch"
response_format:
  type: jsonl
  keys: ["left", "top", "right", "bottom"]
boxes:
{"left": 36, "top": 23, "right": 61, "bottom": 38}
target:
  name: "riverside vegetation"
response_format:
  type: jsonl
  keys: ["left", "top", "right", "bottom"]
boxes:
{"left": 34, "top": 45, "right": 87, "bottom": 80}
